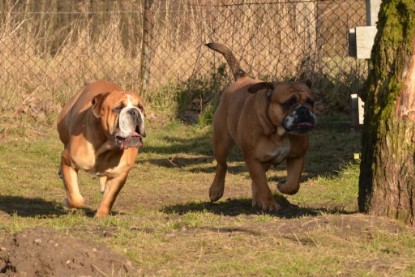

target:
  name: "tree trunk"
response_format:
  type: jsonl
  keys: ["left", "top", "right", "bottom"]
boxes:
{"left": 140, "top": 0, "right": 154, "bottom": 94}
{"left": 358, "top": 0, "right": 415, "bottom": 225}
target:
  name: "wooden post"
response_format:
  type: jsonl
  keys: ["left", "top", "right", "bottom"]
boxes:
{"left": 355, "top": 0, "right": 380, "bottom": 59}
{"left": 365, "top": 0, "right": 381, "bottom": 26}
{"left": 355, "top": 26, "right": 377, "bottom": 60}
{"left": 140, "top": 0, "right": 154, "bottom": 94}
{"left": 351, "top": 94, "right": 364, "bottom": 127}
{"left": 349, "top": 0, "right": 381, "bottom": 129}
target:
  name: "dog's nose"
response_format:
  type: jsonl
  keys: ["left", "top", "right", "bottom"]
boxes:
{"left": 128, "top": 108, "right": 144, "bottom": 124}
{"left": 128, "top": 108, "right": 146, "bottom": 137}
{"left": 297, "top": 105, "right": 310, "bottom": 116}
{"left": 128, "top": 108, "right": 139, "bottom": 118}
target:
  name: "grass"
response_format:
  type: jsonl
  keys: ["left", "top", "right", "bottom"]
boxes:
{"left": 0, "top": 2, "right": 408, "bottom": 275}
{"left": 1, "top": 112, "right": 415, "bottom": 276}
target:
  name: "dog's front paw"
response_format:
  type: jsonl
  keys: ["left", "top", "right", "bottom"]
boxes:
{"left": 63, "top": 196, "right": 85, "bottom": 209}
{"left": 95, "top": 208, "right": 110, "bottom": 217}
{"left": 277, "top": 181, "right": 299, "bottom": 195}
{"left": 209, "top": 184, "right": 224, "bottom": 202}
{"left": 252, "top": 194, "right": 281, "bottom": 211}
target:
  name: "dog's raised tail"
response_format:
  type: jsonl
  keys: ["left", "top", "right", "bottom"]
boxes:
{"left": 206, "top": 42, "right": 246, "bottom": 81}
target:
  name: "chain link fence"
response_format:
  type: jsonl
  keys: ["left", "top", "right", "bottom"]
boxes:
{"left": 0, "top": 0, "right": 367, "bottom": 116}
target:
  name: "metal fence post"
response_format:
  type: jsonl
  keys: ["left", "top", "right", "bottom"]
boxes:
{"left": 140, "top": 0, "right": 154, "bottom": 94}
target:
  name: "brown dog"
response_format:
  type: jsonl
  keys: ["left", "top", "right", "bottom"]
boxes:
{"left": 206, "top": 43, "right": 316, "bottom": 211}
{"left": 57, "top": 80, "right": 145, "bottom": 217}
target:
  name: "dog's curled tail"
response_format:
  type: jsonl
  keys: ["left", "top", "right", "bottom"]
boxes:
{"left": 206, "top": 42, "right": 246, "bottom": 81}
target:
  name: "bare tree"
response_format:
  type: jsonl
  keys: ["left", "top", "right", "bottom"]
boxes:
{"left": 358, "top": 0, "right": 415, "bottom": 225}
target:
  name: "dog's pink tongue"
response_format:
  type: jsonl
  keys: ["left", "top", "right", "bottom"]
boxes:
{"left": 299, "top": 122, "right": 312, "bottom": 128}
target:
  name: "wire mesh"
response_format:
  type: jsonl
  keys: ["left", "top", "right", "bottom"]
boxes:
{"left": 0, "top": 0, "right": 367, "bottom": 106}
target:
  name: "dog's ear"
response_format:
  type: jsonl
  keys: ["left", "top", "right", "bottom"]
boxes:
{"left": 91, "top": 92, "right": 110, "bottom": 118}
{"left": 248, "top": 82, "right": 274, "bottom": 94}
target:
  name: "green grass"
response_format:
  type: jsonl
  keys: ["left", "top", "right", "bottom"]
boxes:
{"left": 1, "top": 113, "right": 415, "bottom": 276}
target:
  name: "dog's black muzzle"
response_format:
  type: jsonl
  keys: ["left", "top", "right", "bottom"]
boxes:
{"left": 283, "top": 105, "right": 317, "bottom": 134}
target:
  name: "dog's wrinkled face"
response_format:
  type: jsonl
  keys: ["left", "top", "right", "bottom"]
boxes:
{"left": 278, "top": 83, "right": 317, "bottom": 134}
{"left": 92, "top": 90, "right": 146, "bottom": 149}
{"left": 248, "top": 80, "right": 317, "bottom": 135}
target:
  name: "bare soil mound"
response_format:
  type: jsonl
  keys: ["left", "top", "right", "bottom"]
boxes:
{"left": 0, "top": 227, "right": 137, "bottom": 277}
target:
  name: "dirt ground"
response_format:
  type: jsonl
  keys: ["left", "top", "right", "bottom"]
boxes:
{"left": 0, "top": 227, "right": 137, "bottom": 277}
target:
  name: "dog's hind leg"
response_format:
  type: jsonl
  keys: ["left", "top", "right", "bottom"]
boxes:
{"left": 58, "top": 162, "right": 63, "bottom": 179}
{"left": 61, "top": 165, "right": 84, "bottom": 209}
{"left": 209, "top": 129, "right": 234, "bottom": 203}
{"left": 60, "top": 150, "right": 85, "bottom": 209}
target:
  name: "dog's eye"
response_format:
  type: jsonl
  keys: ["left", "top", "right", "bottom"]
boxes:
{"left": 283, "top": 96, "right": 297, "bottom": 110}
{"left": 306, "top": 98, "right": 315, "bottom": 107}
{"left": 112, "top": 105, "right": 123, "bottom": 113}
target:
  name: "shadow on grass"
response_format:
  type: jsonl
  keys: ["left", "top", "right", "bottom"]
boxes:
{"left": 0, "top": 196, "right": 95, "bottom": 217}
{"left": 140, "top": 132, "right": 245, "bottom": 172}
{"left": 162, "top": 194, "right": 355, "bottom": 219}
{"left": 146, "top": 155, "right": 247, "bottom": 174}
{"left": 141, "top": 115, "right": 360, "bottom": 179}
{"left": 141, "top": 134, "right": 213, "bottom": 156}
